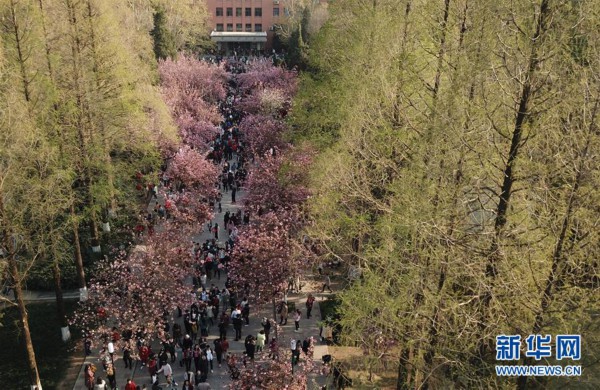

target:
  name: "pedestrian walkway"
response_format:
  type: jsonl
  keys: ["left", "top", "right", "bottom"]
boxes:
{"left": 70, "top": 60, "right": 333, "bottom": 389}
{"left": 0, "top": 289, "right": 80, "bottom": 302}
{"left": 71, "top": 180, "right": 330, "bottom": 389}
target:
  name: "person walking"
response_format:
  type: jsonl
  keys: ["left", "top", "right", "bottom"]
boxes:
{"left": 232, "top": 307, "right": 243, "bottom": 341}
{"left": 123, "top": 340, "right": 134, "bottom": 369}
{"left": 213, "top": 338, "right": 224, "bottom": 367}
{"left": 231, "top": 186, "right": 237, "bottom": 204}
{"left": 106, "top": 363, "right": 116, "bottom": 390}
{"left": 183, "top": 347, "right": 192, "bottom": 372}
{"left": 256, "top": 330, "right": 266, "bottom": 352}
{"left": 306, "top": 294, "right": 315, "bottom": 319}
{"left": 157, "top": 361, "right": 176, "bottom": 388}
{"left": 294, "top": 309, "right": 302, "bottom": 332}
{"left": 85, "top": 364, "right": 96, "bottom": 390}
{"left": 269, "top": 338, "right": 279, "bottom": 359}
{"left": 93, "top": 377, "right": 107, "bottom": 390}
{"left": 321, "top": 273, "right": 333, "bottom": 293}
{"left": 212, "top": 223, "right": 219, "bottom": 240}
{"left": 279, "top": 301, "right": 288, "bottom": 325}
{"left": 124, "top": 378, "right": 136, "bottom": 390}
{"left": 206, "top": 346, "right": 214, "bottom": 373}
{"left": 241, "top": 298, "right": 250, "bottom": 325}
{"left": 290, "top": 338, "right": 297, "bottom": 365}
{"left": 261, "top": 317, "right": 271, "bottom": 343}
{"left": 292, "top": 339, "right": 301, "bottom": 366}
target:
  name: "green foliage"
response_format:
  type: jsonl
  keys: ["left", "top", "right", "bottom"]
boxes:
{"left": 293, "top": 0, "right": 600, "bottom": 388}
{"left": 150, "top": 6, "right": 176, "bottom": 61}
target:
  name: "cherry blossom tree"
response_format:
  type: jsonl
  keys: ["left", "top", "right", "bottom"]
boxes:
{"left": 238, "top": 114, "right": 287, "bottom": 156}
{"left": 234, "top": 60, "right": 297, "bottom": 118}
{"left": 243, "top": 147, "right": 314, "bottom": 214}
{"left": 71, "top": 234, "right": 194, "bottom": 343}
{"left": 177, "top": 114, "right": 221, "bottom": 150}
{"left": 236, "top": 60, "right": 298, "bottom": 97}
{"left": 159, "top": 55, "right": 226, "bottom": 149}
{"left": 228, "top": 212, "right": 296, "bottom": 303}
{"left": 236, "top": 87, "right": 292, "bottom": 117}
{"left": 166, "top": 145, "right": 219, "bottom": 192}
{"left": 159, "top": 55, "right": 227, "bottom": 104}
{"left": 230, "top": 336, "right": 316, "bottom": 390}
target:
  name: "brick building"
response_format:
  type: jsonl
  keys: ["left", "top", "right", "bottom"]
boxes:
{"left": 207, "top": 0, "right": 288, "bottom": 54}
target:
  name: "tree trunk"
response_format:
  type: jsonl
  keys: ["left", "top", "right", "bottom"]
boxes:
{"left": 272, "top": 296, "right": 279, "bottom": 340}
{"left": 1, "top": 197, "right": 43, "bottom": 390}
{"left": 516, "top": 85, "right": 599, "bottom": 390}
{"left": 431, "top": 0, "right": 451, "bottom": 107}
{"left": 479, "top": 0, "right": 552, "bottom": 360}
{"left": 86, "top": 0, "right": 118, "bottom": 217}
{"left": 37, "top": 0, "right": 86, "bottom": 301}
{"left": 9, "top": 0, "right": 32, "bottom": 103}
{"left": 70, "top": 204, "right": 87, "bottom": 297}
{"left": 51, "top": 237, "right": 70, "bottom": 341}
{"left": 396, "top": 346, "right": 411, "bottom": 390}
{"left": 8, "top": 256, "right": 43, "bottom": 390}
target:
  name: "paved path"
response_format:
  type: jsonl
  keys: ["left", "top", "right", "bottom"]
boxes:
{"left": 71, "top": 167, "right": 330, "bottom": 389}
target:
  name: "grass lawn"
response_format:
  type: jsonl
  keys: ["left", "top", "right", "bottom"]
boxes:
{"left": 0, "top": 301, "right": 80, "bottom": 390}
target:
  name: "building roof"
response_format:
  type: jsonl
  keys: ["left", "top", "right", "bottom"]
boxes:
{"left": 210, "top": 32, "right": 268, "bottom": 43}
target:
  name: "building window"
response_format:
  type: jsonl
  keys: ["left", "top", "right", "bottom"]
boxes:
{"left": 216, "top": 7, "right": 223, "bottom": 17}
{"left": 245, "top": 23, "right": 252, "bottom": 32}
{"left": 273, "top": 7, "right": 280, "bottom": 17}
{"left": 245, "top": 7, "right": 251, "bottom": 17}
{"left": 284, "top": 7, "right": 290, "bottom": 16}
{"left": 227, "top": 23, "right": 233, "bottom": 32}
{"left": 254, "top": 8, "right": 262, "bottom": 17}
{"left": 216, "top": 23, "right": 224, "bottom": 32}
{"left": 236, "top": 7, "right": 242, "bottom": 17}
{"left": 226, "top": 8, "right": 233, "bottom": 17}
{"left": 236, "top": 23, "right": 242, "bottom": 32}
{"left": 254, "top": 23, "right": 262, "bottom": 32}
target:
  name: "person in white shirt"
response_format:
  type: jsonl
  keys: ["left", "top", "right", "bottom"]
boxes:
{"left": 93, "top": 377, "right": 107, "bottom": 390}
{"left": 206, "top": 347, "right": 214, "bottom": 372}
{"left": 157, "top": 362, "right": 176, "bottom": 387}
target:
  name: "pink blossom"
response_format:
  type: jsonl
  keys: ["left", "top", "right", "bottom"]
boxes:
{"left": 238, "top": 114, "right": 287, "bottom": 156}
{"left": 166, "top": 146, "right": 219, "bottom": 194}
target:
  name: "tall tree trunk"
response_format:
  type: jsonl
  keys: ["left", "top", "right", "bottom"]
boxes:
{"left": 272, "top": 296, "right": 279, "bottom": 340}
{"left": 71, "top": 205, "right": 87, "bottom": 299}
{"left": 396, "top": 347, "right": 412, "bottom": 390}
{"left": 516, "top": 85, "right": 599, "bottom": 390}
{"left": 8, "top": 0, "right": 32, "bottom": 103}
{"left": 431, "top": 0, "right": 451, "bottom": 108}
{"left": 85, "top": 0, "right": 118, "bottom": 217}
{"left": 51, "top": 235, "right": 70, "bottom": 341}
{"left": 478, "top": 0, "right": 552, "bottom": 361}
{"left": 1, "top": 197, "right": 43, "bottom": 390}
{"left": 38, "top": 0, "right": 87, "bottom": 308}
{"left": 65, "top": 0, "right": 101, "bottom": 252}
{"left": 52, "top": 256, "right": 70, "bottom": 341}
{"left": 8, "top": 257, "right": 43, "bottom": 390}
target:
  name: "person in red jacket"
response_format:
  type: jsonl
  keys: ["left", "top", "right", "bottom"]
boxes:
{"left": 147, "top": 354, "right": 158, "bottom": 381}
{"left": 124, "top": 378, "right": 136, "bottom": 390}
{"left": 139, "top": 344, "right": 150, "bottom": 367}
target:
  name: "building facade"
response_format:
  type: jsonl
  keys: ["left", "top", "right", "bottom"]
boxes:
{"left": 206, "top": 0, "right": 287, "bottom": 54}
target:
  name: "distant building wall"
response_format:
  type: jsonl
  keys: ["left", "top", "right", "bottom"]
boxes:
{"left": 206, "top": 0, "right": 285, "bottom": 52}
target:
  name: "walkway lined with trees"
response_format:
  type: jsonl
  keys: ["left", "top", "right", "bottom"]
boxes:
{"left": 68, "top": 56, "right": 331, "bottom": 390}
